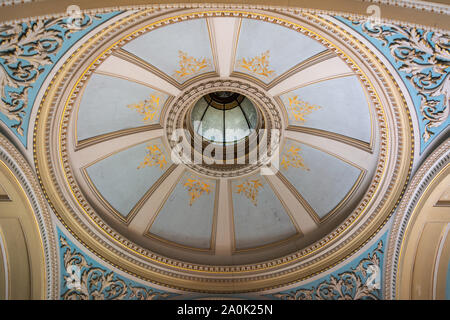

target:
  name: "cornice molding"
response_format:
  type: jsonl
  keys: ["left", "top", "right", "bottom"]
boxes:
{"left": 0, "top": 133, "right": 58, "bottom": 299}
{"left": 385, "top": 138, "right": 450, "bottom": 300}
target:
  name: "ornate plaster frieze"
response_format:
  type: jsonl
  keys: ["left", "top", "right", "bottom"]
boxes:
{"left": 272, "top": 239, "right": 384, "bottom": 300}
{"left": 33, "top": 6, "right": 412, "bottom": 293}
{"left": 0, "top": 10, "right": 122, "bottom": 146}
{"left": 335, "top": 16, "right": 449, "bottom": 152}
{"left": 58, "top": 229, "right": 175, "bottom": 300}
{"left": 385, "top": 139, "right": 450, "bottom": 300}
{"left": 0, "top": 133, "right": 58, "bottom": 299}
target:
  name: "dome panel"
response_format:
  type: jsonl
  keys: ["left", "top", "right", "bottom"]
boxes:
{"left": 279, "top": 75, "right": 372, "bottom": 143}
{"left": 77, "top": 74, "right": 168, "bottom": 141}
{"left": 231, "top": 174, "right": 298, "bottom": 250}
{"left": 84, "top": 139, "right": 171, "bottom": 219}
{"left": 148, "top": 172, "right": 216, "bottom": 250}
{"left": 123, "top": 19, "right": 215, "bottom": 83}
{"left": 235, "top": 18, "right": 327, "bottom": 82}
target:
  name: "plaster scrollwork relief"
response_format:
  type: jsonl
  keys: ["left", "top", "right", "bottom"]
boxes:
{"left": 60, "top": 235, "right": 170, "bottom": 300}
{"left": 0, "top": 14, "right": 103, "bottom": 135}
{"left": 273, "top": 241, "right": 383, "bottom": 300}
{"left": 353, "top": 21, "right": 449, "bottom": 142}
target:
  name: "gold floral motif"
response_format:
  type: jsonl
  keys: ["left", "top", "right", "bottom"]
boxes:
{"left": 288, "top": 96, "right": 321, "bottom": 122}
{"left": 138, "top": 144, "right": 167, "bottom": 169}
{"left": 273, "top": 241, "right": 383, "bottom": 300}
{"left": 173, "top": 50, "right": 210, "bottom": 79}
{"left": 235, "top": 179, "right": 263, "bottom": 206}
{"left": 183, "top": 177, "right": 211, "bottom": 206}
{"left": 127, "top": 94, "right": 161, "bottom": 122}
{"left": 281, "top": 146, "right": 309, "bottom": 171}
{"left": 237, "top": 50, "right": 275, "bottom": 78}
{"left": 60, "top": 236, "right": 170, "bottom": 300}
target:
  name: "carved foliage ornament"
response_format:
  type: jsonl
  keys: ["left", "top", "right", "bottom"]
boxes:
{"left": 0, "top": 14, "right": 103, "bottom": 135}
{"left": 273, "top": 241, "right": 383, "bottom": 300}
{"left": 60, "top": 236, "right": 170, "bottom": 300}
{"left": 352, "top": 21, "right": 449, "bottom": 143}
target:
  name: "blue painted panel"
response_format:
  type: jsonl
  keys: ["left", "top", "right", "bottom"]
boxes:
{"left": 77, "top": 74, "right": 167, "bottom": 141}
{"left": 123, "top": 19, "right": 214, "bottom": 83}
{"left": 85, "top": 139, "right": 171, "bottom": 217}
{"left": 280, "top": 75, "right": 372, "bottom": 143}
{"left": 149, "top": 172, "right": 216, "bottom": 249}
{"left": 281, "top": 140, "right": 362, "bottom": 218}
{"left": 235, "top": 18, "right": 326, "bottom": 83}
{"left": 232, "top": 174, "right": 297, "bottom": 249}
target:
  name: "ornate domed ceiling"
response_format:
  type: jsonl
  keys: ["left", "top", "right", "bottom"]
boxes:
{"left": 0, "top": 0, "right": 448, "bottom": 299}
{"left": 32, "top": 5, "right": 415, "bottom": 292}
{"left": 57, "top": 13, "right": 386, "bottom": 266}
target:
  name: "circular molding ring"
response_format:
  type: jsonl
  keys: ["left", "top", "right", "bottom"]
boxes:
{"left": 33, "top": 6, "right": 413, "bottom": 293}
{"left": 165, "top": 78, "right": 283, "bottom": 178}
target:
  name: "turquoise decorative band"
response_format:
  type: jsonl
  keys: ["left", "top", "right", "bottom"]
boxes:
{"left": 0, "top": 11, "right": 121, "bottom": 146}
{"left": 335, "top": 16, "right": 449, "bottom": 153}
{"left": 58, "top": 228, "right": 174, "bottom": 300}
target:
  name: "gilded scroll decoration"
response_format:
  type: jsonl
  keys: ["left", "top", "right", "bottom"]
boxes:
{"left": 237, "top": 50, "right": 276, "bottom": 78}
{"left": 127, "top": 94, "right": 161, "bottom": 122}
{"left": 235, "top": 179, "right": 263, "bottom": 206}
{"left": 0, "top": 15, "right": 101, "bottom": 135}
{"left": 183, "top": 177, "right": 211, "bottom": 206}
{"left": 173, "top": 50, "right": 211, "bottom": 79}
{"left": 138, "top": 144, "right": 167, "bottom": 169}
{"left": 60, "top": 236, "right": 170, "bottom": 300}
{"left": 353, "top": 22, "right": 449, "bottom": 142}
{"left": 288, "top": 96, "right": 321, "bottom": 122}
{"left": 273, "top": 241, "right": 383, "bottom": 300}
{"left": 281, "top": 146, "right": 309, "bottom": 171}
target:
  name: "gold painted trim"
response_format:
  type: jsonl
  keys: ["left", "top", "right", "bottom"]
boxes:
{"left": 286, "top": 125, "right": 373, "bottom": 153}
{"left": 75, "top": 124, "right": 163, "bottom": 151}
{"left": 144, "top": 171, "right": 219, "bottom": 253}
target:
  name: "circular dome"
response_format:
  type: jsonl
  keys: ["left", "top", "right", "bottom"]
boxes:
{"left": 191, "top": 91, "right": 258, "bottom": 144}
{"left": 34, "top": 6, "right": 412, "bottom": 293}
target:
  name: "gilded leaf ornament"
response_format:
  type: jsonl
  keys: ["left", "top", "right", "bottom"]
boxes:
{"left": 288, "top": 96, "right": 321, "bottom": 122}
{"left": 281, "top": 145, "right": 309, "bottom": 171}
{"left": 138, "top": 144, "right": 167, "bottom": 169}
{"left": 183, "top": 177, "right": 211, "bottom": 206}
{"left": 173, "top": 50, "right": 210, "bottom": 79}
{"left": 352, "top": 21, "right": 449, "bottom": 142}
{"left": 127, "top": 94, "right": 161, "bottom": 122}
{"left": 0, "top": 15, "right": 102, "bottom": 135}
{"left": 273, "top": 241, "right": 383, "bottom": 300}
{"left": 237, "top": 50, "right": 276, "bottom": 78}
{"left": 60, "top": 235, "right": 170, "bottom": 300}
{"left": 235, "top": 179, "right": 263, "bottom": 206}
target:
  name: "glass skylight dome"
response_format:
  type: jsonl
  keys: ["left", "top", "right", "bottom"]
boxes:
{"left": 190, "top": 91, "right": 258, "bottom": 144}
